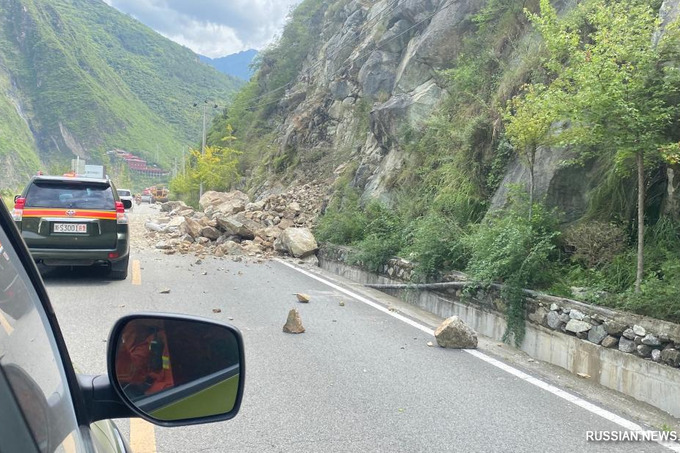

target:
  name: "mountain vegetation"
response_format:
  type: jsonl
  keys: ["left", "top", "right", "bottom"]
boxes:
{"left": 0, "top": 0, "right": 243, "bottom": 187}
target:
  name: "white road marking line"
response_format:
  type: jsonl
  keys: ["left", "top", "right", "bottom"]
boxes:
{"left": 277, "top": 259, "right": 680, "bottom": 452}
{"left": 276, "top": 259, "right": 433, "bottom": 335}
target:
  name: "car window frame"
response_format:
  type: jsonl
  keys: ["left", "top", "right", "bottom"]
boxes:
{"left": 0, "top": 200, "right": 93, "bottom": 432}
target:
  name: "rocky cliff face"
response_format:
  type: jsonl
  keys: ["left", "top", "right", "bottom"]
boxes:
{"left": 271, "top": 0, "right": 480, "bottom": 204}
{"left": 260, "top": 0, "right": 680, "bottom": 222}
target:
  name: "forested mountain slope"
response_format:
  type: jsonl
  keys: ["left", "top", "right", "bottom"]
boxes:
{"left": 0, "top": 0, "right": 242, "bottom": 187}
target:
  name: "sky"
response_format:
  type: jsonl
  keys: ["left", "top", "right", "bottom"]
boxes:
{"left": 103, "top": 0, "right": 301, "bottom": 58}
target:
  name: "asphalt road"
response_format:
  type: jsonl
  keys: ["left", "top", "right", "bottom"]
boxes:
{"left": 41, "top": 207, "right": 676, "bottom": 453}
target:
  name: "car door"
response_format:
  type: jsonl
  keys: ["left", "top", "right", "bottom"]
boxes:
{"left": 0, "top": 208, "right": 95, "bottom": 452}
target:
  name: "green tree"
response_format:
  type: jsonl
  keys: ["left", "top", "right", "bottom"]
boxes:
{"left": 508, "top": 0, "right": 674, "bottom": 292}
{"left": 170, "top": 126, "right": 241, "bottom": 204}
{"left": 505, "top": 83, "right": 560, "bottom": 219}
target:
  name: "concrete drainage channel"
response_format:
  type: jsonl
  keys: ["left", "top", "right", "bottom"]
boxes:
{"left": 318, "top": 255, "right": 680, "bottom": 419}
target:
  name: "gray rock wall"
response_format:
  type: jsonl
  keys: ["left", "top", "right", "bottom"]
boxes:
{"left": 273, "top": 0, "right": 480, "bottom": 202}
{"left": 269, "top": 0, "right": 680, "bottom": 217}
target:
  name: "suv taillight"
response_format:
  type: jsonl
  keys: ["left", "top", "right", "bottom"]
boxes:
{"left": 12, "top": 197, "right": 25, "bottom": 221}
{"left": 115, "top": 201, "right": 128, "bottom": 224}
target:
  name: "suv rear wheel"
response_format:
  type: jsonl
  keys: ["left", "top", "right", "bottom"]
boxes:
{"left": 108, "top": 256, "right": 129, "bottom": 280}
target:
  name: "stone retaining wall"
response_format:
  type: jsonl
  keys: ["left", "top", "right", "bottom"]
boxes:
{"left": 319, "top": 245, "right": 680, "bottom": 417}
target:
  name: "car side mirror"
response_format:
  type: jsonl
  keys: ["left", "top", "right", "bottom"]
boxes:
{"left": 121, "top": 199, "right": 132, "bottom": 209}
{"left": 13, "top": 195, "right": 20, "bottom": 203}
{"left": 108, "top": 314, "right": 244, "bottom": 425}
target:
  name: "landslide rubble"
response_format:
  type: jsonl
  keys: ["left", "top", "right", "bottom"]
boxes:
{"left": 141, "top": 184, "right": 327, "bottom": 261}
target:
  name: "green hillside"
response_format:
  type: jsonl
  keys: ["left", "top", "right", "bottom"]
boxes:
{"left": 0, "top": 0, "right": 242, "bottom": 184}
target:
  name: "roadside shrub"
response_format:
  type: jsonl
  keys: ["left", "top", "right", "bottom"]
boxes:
{"left": 350, "top": 202, "right": 405, "bottom": 272}
{"left": 620, "top": 258, "right": 680, "bottom": 323}
{"left": 563, "top": 221, "right": 626, "bottom": 268}
{"left": 463, "top": 190, "right": 560, "bottom": 345}
{"left": 600, "top": 251, "right": 637, "bottom": 293}
{"left": 464, "top": 198, "right": 559, "bottom": 287}
{"left": 614, "top": 217, "right": 680, "bottom": 321}
{"left": 315, "top": 185, "right": 366, "bottom": 245}
{"left": 406, "top": 212, "right": 469, "bottom": 282}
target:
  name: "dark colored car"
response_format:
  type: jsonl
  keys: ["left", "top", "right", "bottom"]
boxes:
{"left": 12, "top": 175, "right": 131, "bottom": 279}
{"left": 0, "top": 198, "right": 245, "bottom": 452}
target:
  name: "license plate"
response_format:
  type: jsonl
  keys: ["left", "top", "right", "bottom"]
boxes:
{"left": 53, "top": 223, "right": 87, "bottom": 234}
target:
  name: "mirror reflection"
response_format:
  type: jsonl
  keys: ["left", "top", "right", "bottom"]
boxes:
{"left": 114, "top": 317, "right": 241, "bottom": 421}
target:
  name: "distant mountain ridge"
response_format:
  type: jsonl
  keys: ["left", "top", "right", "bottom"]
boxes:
{"left": 200, "top": 50, "right": 258, "bottom": 80}
{"left": 0, "top": 0, "right": 243, "bottom": 187}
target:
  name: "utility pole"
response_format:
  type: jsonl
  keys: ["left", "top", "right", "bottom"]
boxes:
{"left": 195, "top": 100, "right": 218, "bottom": 201}
{"left": 200, "top": 102, "right": 207, "bottom": 199}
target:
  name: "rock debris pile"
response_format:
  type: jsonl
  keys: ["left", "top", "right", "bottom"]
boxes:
{"left": 142, "top": 184, "right": 327, "bottom": 260}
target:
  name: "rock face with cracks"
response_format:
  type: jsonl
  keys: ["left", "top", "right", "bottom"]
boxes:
{"left": 434, "top": 316, "right": 478, "bottom": 349}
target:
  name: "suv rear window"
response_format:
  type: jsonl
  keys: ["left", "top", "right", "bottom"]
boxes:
{"left": 117, "top": 190, "right": 131, "bottom": 197}
{"left": 25, "top": 181, "right": 115, "bottom": 210}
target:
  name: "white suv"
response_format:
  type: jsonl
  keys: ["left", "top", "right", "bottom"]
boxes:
{"left": 117, "top": 189, "right": 134, "bottom": 212}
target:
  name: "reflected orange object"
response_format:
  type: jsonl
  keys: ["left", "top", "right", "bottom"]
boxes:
{"left": 116, "top": 327, "right": 174, "bottom": 395}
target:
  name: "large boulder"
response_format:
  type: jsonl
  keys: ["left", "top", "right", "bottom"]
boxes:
{"left": 179, "top": 216, "right": 202, "bottom": 239}
{"left": 274, "top": 228, "right": 318, "bottom": 258}
{"left": 434, "top": 316, "right": 478, "bottom": 349}
{"left": 200, "top": 190, "right": 250, "bottom": 216}
{"left": 165, "top": 216, "right": 186, "bottom": 230}
{"left": 160, "top": 200, "right": 188, "bottom": 213}
{"left": 215, "top": 241, "right": 244, "bottom": 257}
{"left": 214, "top": 212, "right": 261, "bottom": 239}
{"left": 200, "top": 226, "right": 221, "bottom": 241}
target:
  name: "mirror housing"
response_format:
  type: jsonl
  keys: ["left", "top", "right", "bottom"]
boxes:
{"left": 107, "top": 313, "right": 245, "bottom": 427}
{"left": 121, "top": 199, "right": 133, "bottom": 210}
{"left": 13, "top": 195, "right": 20, "bottom": 203}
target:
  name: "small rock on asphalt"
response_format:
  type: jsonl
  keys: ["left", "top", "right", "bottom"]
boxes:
{"left": 283, "top": 308, "right": 305, "bottom": 334}
{"left": 296, "top": 293, "right": 311, "bottom": 303}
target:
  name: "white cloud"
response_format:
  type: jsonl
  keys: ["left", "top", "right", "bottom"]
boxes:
{"left": 104, "top": 0, "right": 300, "bottom": 57}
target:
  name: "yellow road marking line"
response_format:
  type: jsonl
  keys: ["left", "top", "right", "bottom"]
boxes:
{"left": 0, "top": 312, "right": 13, "bottom": 335}
{"left": 129, "top": 419, "right": 156, "bottom": 453}
{"left": 132, "top": 259, "right": 142, "bottom": 285}
{"left": 61, "top": 433, "right": 76, "bottom": 453}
